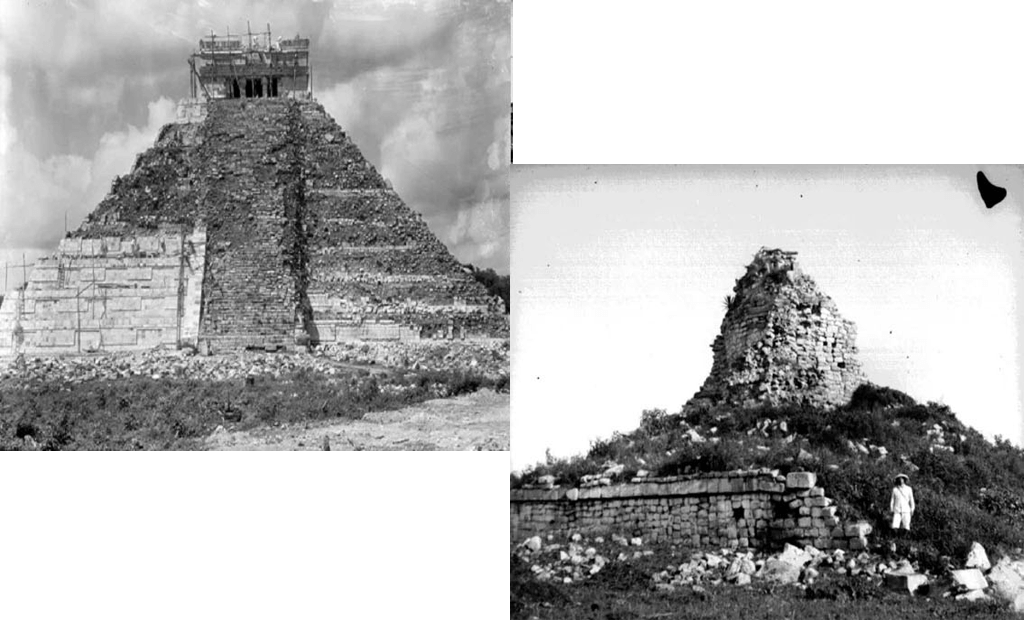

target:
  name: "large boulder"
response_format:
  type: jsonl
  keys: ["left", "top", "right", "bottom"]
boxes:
{"left": 965, "top": 542, "right": 991, "bottom": 571}
{"left": 987, "top": 557, "right": 1024, "bottom": 612}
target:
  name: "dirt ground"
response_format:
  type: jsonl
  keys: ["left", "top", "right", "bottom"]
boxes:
{"left": 203, "top": 388, "right": 509, "bottom": 451}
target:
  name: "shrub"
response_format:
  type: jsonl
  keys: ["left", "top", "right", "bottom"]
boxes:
{"left": 14, "top": 420, "right": 37, "bottom": 439}
{"left": 909, "top": 487, "right": 1024, "bottom": 570}
{"left": 657, "top": 439, "right": 747, "bottom": 476}
{"left": 848, "top": 383, "right": 917, "bottom": 410}
{"left": 639, "top": 408, "right": 684, "bottom": 437}
{"left": 978, "top": 486, "right": 1024, "bottom": 520}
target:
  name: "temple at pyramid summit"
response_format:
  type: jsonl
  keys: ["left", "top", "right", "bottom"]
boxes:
{"left": 685, "top": 248, "right": 865, "bottom": 411}
{"left": 0, "top": 28, "right": 508, "bottom": 355}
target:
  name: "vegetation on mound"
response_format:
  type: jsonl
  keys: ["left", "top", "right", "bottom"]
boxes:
{"left": 0, "top": 367, "right": 504, "bottom": 450}
{"left": 512, "top": 384, "right": 1024, "bottom": 572}
{"left": 466, "top": 264, "right": 511, "bottom": 314}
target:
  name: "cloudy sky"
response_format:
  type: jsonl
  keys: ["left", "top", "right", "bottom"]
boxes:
{"left": 0, "top": 0, "right": 510, "bottom": 283}
{"left": 512, "top": 165, "right": 1024, "bottom": 471}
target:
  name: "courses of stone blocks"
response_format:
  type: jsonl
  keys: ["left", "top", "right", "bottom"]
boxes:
{"left": 0, "top": 97, "right": 507, "bottom": 354}
{"left": 686, "top": 247, "right": 865, "bottom": 410}
{"left": 510, "top": 471, "right": 872, "bottom": 552}
{"left": 0, "top": 228, "right": 206, "bottom": 355}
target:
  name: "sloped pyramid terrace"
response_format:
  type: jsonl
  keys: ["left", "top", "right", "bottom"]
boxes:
{"left": 0, "top": 97, "right": 508, "bottom": 355}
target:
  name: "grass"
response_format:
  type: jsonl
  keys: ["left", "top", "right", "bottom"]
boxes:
{"left": 512, "top": 384, "right": 1024, "bottom": 573}
{"left": 0, "top": 366, "right": 505, "bottom": 450}
{"left": 512, "top": 554, "right": 1019, "bottom": 620}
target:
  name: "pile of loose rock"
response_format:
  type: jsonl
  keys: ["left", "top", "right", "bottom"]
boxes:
{"left": 514, "top": 534, "right": 1024, "bottom": 611}
{"left": 0, "top": 339, "right": 509, "bottom": 385}
{"left": 939, "top": 543, "right": 1024, "bottom": 609}
{"left": 322, "top": 340, "right": 509, "bottom": 378}
{"left": 516, "top": 532, "right": 647, "bottom": 584}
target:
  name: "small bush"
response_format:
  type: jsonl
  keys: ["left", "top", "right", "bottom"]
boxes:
{"left": 657, "top": 439, "right": 747, "bottom": 476}
{"left": 14, "top": 420, "right": 37, "bottom": 439}
{"left": 848, "top": 383, "right": 917, "bottom": 410}
{"left": 639, "top": 408, "right": 684, "bottom": 437}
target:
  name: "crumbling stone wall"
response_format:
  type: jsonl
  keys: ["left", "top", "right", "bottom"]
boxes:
{"left": 687, "top": 248, "right": 865, "bottom": 410}
{"left": 0, "top": 227, "right": 206, "bottom": 355}
{"left": 510, "top": 471, "right": 871, "bottom": 551}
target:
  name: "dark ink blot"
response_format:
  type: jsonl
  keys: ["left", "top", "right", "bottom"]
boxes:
{"left": 977, "top": 171, "right": 1006, "bottom": 208}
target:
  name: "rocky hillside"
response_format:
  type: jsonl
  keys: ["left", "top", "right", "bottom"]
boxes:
{"left": 512, "top": 385, "right": 1024, "bottom": 617}
{"left": 513, "top": 384, "right": 1024, "bottom": 572}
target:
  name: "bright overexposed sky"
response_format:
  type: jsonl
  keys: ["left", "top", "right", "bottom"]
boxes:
{"left": 511, "top": 165, "right": 1024, "bottom": 471}
{"left": 0, "top": 0, "right": 510, "bottom": 278}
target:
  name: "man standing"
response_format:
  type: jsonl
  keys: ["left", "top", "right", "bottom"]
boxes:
{"left": 890, "top": 473, "right": 915, "bottom": 536}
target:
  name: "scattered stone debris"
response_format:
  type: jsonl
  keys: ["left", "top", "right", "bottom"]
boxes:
{"left": 0, "top": 340, "right": 508, "bottom": 385}
{"left": 514, "top": 535, "right": 1024, "bottom": 611}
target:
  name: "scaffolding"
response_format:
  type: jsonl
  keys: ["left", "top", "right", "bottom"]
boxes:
{"left": 189, "top": 22, "right": 311, "bottom": 101}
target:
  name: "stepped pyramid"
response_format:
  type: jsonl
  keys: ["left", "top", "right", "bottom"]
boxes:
{"left": 0, "top": 31, "right": 507, "bottom": 355}
{"left": 686, "top": 248, "right": 865, "bottom": 410}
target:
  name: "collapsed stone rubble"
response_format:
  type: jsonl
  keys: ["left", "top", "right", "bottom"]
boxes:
{"left": 514, "top": 534, "right": 1024, "bottom": 610}
{"left": 0, "top": 340, "right": 509, "bottom": 385}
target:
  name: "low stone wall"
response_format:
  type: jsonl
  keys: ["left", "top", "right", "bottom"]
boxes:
{"left": 0, "top": 227, "right": 206, "bottom": 355}
{"left": 511, "top": 470, "right": 871, "bottom": 551}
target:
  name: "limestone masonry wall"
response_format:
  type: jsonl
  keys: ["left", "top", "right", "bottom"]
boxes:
{"left": 687, "top": 248, "right": 865, "bottom": 410}
{"left": 511, "top": 471, "right": 872, "bottom": 552}
{"left": 0, "top": 227, "right": 206, "bottom": 355}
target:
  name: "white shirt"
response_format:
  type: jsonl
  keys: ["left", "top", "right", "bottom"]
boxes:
{"left": 890, "top": 485, "right": 915, "bottom": 513}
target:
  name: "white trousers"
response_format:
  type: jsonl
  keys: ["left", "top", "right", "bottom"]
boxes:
{"left": 891, "top": 511, "right": 912, "bottom": 530}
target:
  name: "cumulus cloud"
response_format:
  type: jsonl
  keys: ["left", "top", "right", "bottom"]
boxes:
{"left": 0, "top": 88, "right": 176, "bottom": 252}
{"left": 0, "top": 0, "right": 509, "bottom": 272}
{"left": 318, "top": 1, "right": 510, "bottom": 270}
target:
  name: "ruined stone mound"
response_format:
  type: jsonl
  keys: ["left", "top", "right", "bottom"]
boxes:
{"left": 0, "top": 98, "right": 508, "bottom": 355}
{"left": 686, "top": 248, "right": 865, "bottom": 410}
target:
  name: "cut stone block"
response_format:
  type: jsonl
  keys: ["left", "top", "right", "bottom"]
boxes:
{"left": 951, "top": 568, "right": 988, "bottom": 592}
{"left": 786, "top": 472, "right": 817, "bottom": 489}
{"left": 884, "top": 572, "right": 928, "bottom": 594}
